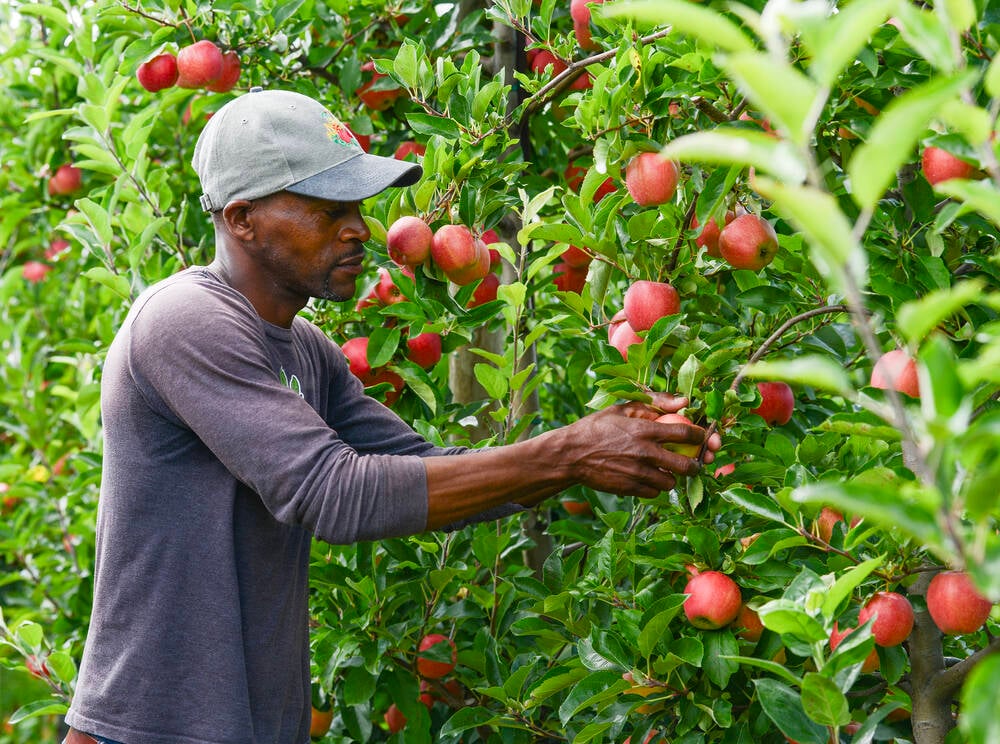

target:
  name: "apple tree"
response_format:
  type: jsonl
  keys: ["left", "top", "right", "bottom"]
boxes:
{"left": 1, "top": 1, "right": 999, "bottom": 744}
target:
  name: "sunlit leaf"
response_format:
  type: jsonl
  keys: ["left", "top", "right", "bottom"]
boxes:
{"left": 601, "top": 0, "right": 756, "bottom": 53}
{"left": 660, "top": 129, "right": 808, "bottom": 184}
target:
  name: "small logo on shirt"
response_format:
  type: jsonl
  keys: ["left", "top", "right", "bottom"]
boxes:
{"left": 279, "top": 368, "right": 303, "bottom": 398}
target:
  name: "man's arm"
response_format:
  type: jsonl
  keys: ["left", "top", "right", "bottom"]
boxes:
{"left": 423, "top": 393, "right": 719, "bottom": 530}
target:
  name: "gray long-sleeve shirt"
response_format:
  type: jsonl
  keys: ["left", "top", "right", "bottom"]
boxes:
{"left": 66, "top": 266, "right": 490, "bottom": 744}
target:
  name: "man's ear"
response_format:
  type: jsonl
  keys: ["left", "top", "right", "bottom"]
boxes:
{"left": 221, "top": 200, "right": 255, "bottom": 241}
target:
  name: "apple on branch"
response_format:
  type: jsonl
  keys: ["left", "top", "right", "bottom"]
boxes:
{"left": 406, "top": 332, "right": 442, "bottom": 370}
{"left": 176, "top": 40, "right": 224, "bottom": 89}
{"left": 48, "top": 164, "right": 82, "bottom": 196}
{"left": 416, "top": 633, "right": 457, "bottom": 679}
{"left": 137, "top": 53, "right": 179, "bottom": 92}
{"left": 858, "top": 591, "right": 914, "bottom": 647}
{"left": 431, "top": 224, "right": 490, "bottom": 286}
{"left": 386, "top": 215, "right": 433, "bottom": 267}
{"left": 870, "top": 349, "right": 920, "bottom": 399}
{"left": 683, "top": 570, "right": 742, "bottom": 629}
{"left": 623, "top": 280, "right": 680, "bottom": 332}
{"left": 206, "top": 50, "right": 241, "bottom": 93}
{"left": 921, "top": 145, "right": 976, "bottom": 186}
{"left": 625, "top": 151, "right": 679, "bottom": 207}
{"left": 926, "top": 570, "right": 994, "bottom": 635}
{"left": 718, "top": 213, "right": 779, "bottom": 271}
{"left": 751, "top": 382, "right": 794, "bottom": 426}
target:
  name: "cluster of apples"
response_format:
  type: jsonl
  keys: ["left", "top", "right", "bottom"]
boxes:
{"left": 136, "top": 40, "right": 241, "bottom": 94}
{"left": 383, "top": 633, "right": 462, "bottom": 734}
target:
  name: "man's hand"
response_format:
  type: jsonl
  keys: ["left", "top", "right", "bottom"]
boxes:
{"left": 559, "top": 394, "right": 722, "bottom": 500}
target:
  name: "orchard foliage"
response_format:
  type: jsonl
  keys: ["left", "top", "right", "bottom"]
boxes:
{"left": 1, "top": 1, "right": 999, "bottom": 744}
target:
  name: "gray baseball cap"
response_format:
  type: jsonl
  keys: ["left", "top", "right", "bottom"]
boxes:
{"left": 192, "top": 87, "right": 422, "bottom": 212}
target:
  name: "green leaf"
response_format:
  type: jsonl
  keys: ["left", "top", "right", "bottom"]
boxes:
{"left": 757, "top": 600, "right": 827, "bottom": 644}
{"left": 720, "top": 489, "right": 785, "bottom": 525}
{"left": 272, "top": 0, "right": 309, "bottom": 27}
{"left": 342, "top": 666, "right": 376, "bottom": 706}
{"left": 42, "top": 651, "right": 76, "bottom": 684}
{"left": 638, "top": 603, "right": 684, "bottom": 658}
{"left": 742, "top": 356, "right": 853, "bottom": 397}
{"left": 801, "top": 0, "right": 898, "bottom": 88}
{"left": 601, "top": 0, "right": 756, "bottom": 53}
{"left": 660, "top": 128, "right": 808, "bottom": 184}
{"left": 959, "top": 654, "right": 1000, "bottom": 744}
{"left": 753, "top": 678, "right": 829, "bottom": 744}
{"left": 723, "top": 655, "right": 801, "bottom": 687}
{"left": 933, "top": 179, "right": 1000, "bottom": 229}
{"left": 918, "top": 334, "right": 966, "bottom": 424}
{"left": 82, "top": 267, "right": 132, "bottom": 301}
{"left": 14, "top": 622, "right": 43, "bottom": 649}
{"left": 751, "top": 176, "right": 867, "bottom": 294}
{"left": 558, "top": 670, "right": 625, "bottom": 726}
{"left": 406, "top": 113, "right": 461, "bottom": 140}
{"left": 8, "top": 699, "right": 69, "bottom": 725}
{"left": 439, "top": 706, "right": 501, "bottom": 736}
{"left": 721, "top": 52, "right": 822, "bottom": 146}
{"left": 821, "top": 556, "right": 886, "bottom": 621}
{"left": 528, "top": 667, "right": 589, "bottom": 704}
{"left": 76, "top": 197, "right": 113, "bottom": 246}
{"left": 367, "top": 326, "right": 401, "bottom": 368}
{"left": 848, "top": 70, "right": 976, "bottom": 209}
{"left": 791, "top": 481, "right": 946, "bottom": 554}
{"left": 894, "top": 1, "right": 954, "bottom": 70}
{"left": 800, "top": 672, "right": 850, "bottom": 727}
{"left": 897, "top": 278, "right": 985, "bottom": 345}
{"left": 703, "top": 631, "right": 739, "bottom": 688}
{"left": 474, "top": 363, "right": 508, "bottom": 399}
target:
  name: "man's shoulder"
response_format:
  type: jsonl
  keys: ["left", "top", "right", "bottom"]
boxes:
{"left": 135, "top": 267, "right": 251, "bottom": 316}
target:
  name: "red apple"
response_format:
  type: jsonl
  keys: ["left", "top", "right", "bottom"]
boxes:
{"left": 683, "top": 570, "right": 742, "bottom": 629}
{"left": 921, "top": 145, "right": 975, "bottom": 186}
{"left": 431, "top": 224, "right": 489, "bottom": 285}
{"left": 691, "top": 210, "right": 736, "bottom": 258}
{"left": 176, "top": 40, "right": 224, "bottom": 89}
{"left": 654, "top": 413, "right": 701, "bottom": 457}
{"left": 467, "top": 272, "right": 501, "bottom": 308}
{"left": 394, "top": 141, "right": 426, "bottom": 160}
{"left": 342, "top": 337, "right": 373, "bottom": 380}
{"left": 609, "top": 317, "right": 642, "bottom": 361}
{"left": 625, "top": 152, "right": 679, "bottom": 207}
{"left": 136, "top": 52, "right": 178, "bottom": 92}
{"left": 48, "top": 164, "right": 82, "bottom": 196}
{"left": 734, "top": 604, "right": 765, "bottom": 642}
{"left": 356, "top": 61, "right": 403, "bottom": 110}
{"left": 560, "top": 245, "right": 592, "bottom": 269}
{"left": 858, "top": 591, "right": 914, "bottom": 647}
{"left": 384, "top": 703, "right": 406, "bottom": 733}
{"left": 718, "top": 213, "right": 779, "bottom": 271}
{"left": 829, "top": 621, "right": 879, "bottom": 672}
{"left": 416, "top": 633, "right": 457, "bottom": 679}
{"left": 374, "top": 267, "right": 407, "bottom": 305}
{"left": 45, "top": 239, "right": 70, "bottom": 260}
{"left": 354, "top": 132, "right": 371, "bottom": 152}
{"left": 206, "top": 50, "right": 241, "bottom": 93}
{"left": 623, "top": 280, "right": 680, "bottom": 332}
{"left": 553, "top": 261, "right": 588, "bottom": 293}
{"left": 562, "top": 498, "right": 593, "bottom": 516}
{"left": 926, "top": 571, "right": 994, "bottom": 635}
{"left": 406, "top": 332, "right": 442, "bottom": 369}
{"left": 715, "top": 462, "right": 736, "bottom": 478}
{"left": 310, "top": 706, "right": 334, "bottom": 739}
{"left": 571, "top": 0, "right": 607, "bottom": 50}
{"left": 387, "top": 216, "right": 433, "bottom": 266}
{"left": 871, "top": 349, "right": 920, "bottom": 399}
{"left": 530, "top": 50, "right": 568, "bottom": 76}
{"left": 751, "top": 382, "right": 794, "bottom": 426}
{"left": 816, "top": 506, "right": 844, "bottom": 544}
{"left": 22, "top": 261, "right": 51, "bottom": 283}
{"left": 369, "top": 369, "right": 405, "bottom": 407}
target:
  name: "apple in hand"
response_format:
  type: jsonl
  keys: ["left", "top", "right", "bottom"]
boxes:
{"left": 48, "top": 164, "right": 82, "bottom": 196}
{"left": 871, "top": 349, "right": 920, "bottom": 398}
{"left": 718, "top": 213, "right": 779, "bottom": 271}
{"left": 926, "top": 571, "right": 994, "bottom": 635}
{"left": 416, "top": 633, "right": 457, "bottom": 679}
{"left": 751, "top": 382, "right": 794, "bottom": 426}
{"left": 654, "top": 413, "right": 701, "bottom": 458}
{"left": 137, "top": 53, "right": 179, "bottom": 92}
{"left": 387, "top": 216, "right": 433, "bottom": 266}
{"left": 858, "top": 591, "right": 914, "bottom": 647}
{"left": 176, "top": 40, "right": 224, "bottom": 89}
{"left": 623, "top": 280, "right": 680, "bottom": 332}
{"left": 921, "top": 145, "right": 975, "bottom": 186}
{"left": 683, "top": 570, "right": 742, "bottom": 629}
{"left": 625, "top": 152, "right": 679, "bottom": 207}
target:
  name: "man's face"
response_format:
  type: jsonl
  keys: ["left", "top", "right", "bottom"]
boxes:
{"left": 247, "top": 191, "right": 371, "bottom": 303}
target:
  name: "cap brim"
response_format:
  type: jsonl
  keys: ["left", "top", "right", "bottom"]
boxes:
{"left": 285, "top": 152, "right": 422, "bottom": 202}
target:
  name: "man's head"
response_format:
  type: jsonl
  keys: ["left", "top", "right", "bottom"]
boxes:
{"left": 192, "top": 87, "right": 421, "bottom": 212}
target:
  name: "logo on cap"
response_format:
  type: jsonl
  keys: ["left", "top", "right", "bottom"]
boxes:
{"left": 322, "top": 112, "right": 360, "bottom": 148}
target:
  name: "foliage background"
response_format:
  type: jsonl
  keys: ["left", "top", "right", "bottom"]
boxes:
{"left": 1, "top": 0, "right": 998, "bottom": 743}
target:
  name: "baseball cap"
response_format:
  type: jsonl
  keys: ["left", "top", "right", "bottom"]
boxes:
{"left": 192, "top": 87, "right": 422, "bottom": 212}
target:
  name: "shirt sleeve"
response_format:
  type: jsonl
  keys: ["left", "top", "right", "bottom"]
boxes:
{"left": 125, "top": 278, "right": 429, "bottom": 544}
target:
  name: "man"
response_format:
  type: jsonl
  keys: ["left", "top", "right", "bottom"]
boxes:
{"left": 64, "top": 88, "right": 719, "bottom": 744}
